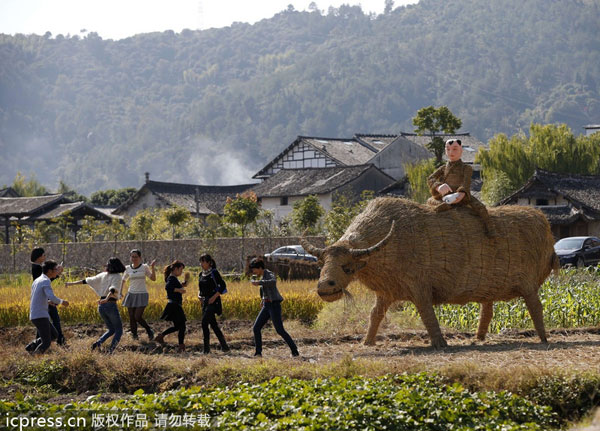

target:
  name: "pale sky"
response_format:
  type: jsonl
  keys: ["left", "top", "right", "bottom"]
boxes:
{"left": 0, "top": 0, "right": 418, "bottom": 40}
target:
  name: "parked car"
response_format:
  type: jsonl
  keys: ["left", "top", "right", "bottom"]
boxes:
{"left": 554, "top": 236, "right": 600, "bottom": 267}
{"left": 264, "top": 245, "right": 318, "bottom": 262}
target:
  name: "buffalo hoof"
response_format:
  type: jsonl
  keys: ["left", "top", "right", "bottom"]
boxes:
{"left": 430, "top": 338, "right": 448, "bottom": 349}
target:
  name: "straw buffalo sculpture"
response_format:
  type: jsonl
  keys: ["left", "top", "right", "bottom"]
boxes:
{"left": 302, "top": 197, "right": 559, "bottom": 348}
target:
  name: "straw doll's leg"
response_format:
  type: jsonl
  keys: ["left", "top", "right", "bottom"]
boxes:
{"left": 523, "top": 291, "right": 548, "bottom": 343}
{"left": 413, "top": 295, "right": 447, "bottom": 348}
{"left": 468, "top": 198, "right": 497, "bottom": 238}
{"left": 364, "top": 295, "right": 390, "bottom": 346}
{"left": 476, "top": 302, "right": 494, "bottom": 340}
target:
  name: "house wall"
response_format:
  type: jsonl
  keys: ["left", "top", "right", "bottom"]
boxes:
{"left": 262, "top": 140, "right": 337, "bottom": 177}
{"left": 516, "top": 195, "right": 568, "bottom": 206}
{"left": 0, "top": 235, "right": 326, "bottom": 273}
{"left": 118, "top": 190, "right": 161, "bottom": 217}
{"left": 587, "top": 221, "right": 600, "bottom": 237}
{"left": 258, "top": 168, "right": 394, "bottom": 223}
{"left": 368, "top": 137, "right": 431, "bottom": 180}
{"left": 260, "top": 194, "right": 332, "bottom": 222}
{"left": 338, "top": 168, "right": 396, "bottom": 198}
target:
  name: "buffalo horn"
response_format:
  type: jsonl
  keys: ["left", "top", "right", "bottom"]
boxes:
{"left": 300, "top": 229, "right": 325, "bottom": 258}
{"left": 348, "top": 220, "right": 395, "bottom": 258}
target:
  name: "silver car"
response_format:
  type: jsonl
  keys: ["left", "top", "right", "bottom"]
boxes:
{"left": 264, "top": 245, "right": 318, "bottom": 262}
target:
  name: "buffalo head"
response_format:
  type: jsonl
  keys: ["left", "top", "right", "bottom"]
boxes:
{"left": 301, "top": 221, "right": 395, "bottom": 302}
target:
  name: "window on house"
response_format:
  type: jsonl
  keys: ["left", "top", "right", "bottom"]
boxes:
{"left": 280, "top": 197, "right": 288, "bottom": 206}
{"left": 536, "top": 199, "right": 549, "bottom": 206}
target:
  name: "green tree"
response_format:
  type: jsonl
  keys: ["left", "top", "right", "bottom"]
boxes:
{"left": 413, "top": 106, "right": 462, "bottom": 166}
{"left": 201, "top": 213, "right": 223, "bottom": 256}
{"left": 480, "top": 169, "right": 513, "bottom": 205}
{"left": 9, "top": 222, "right": 34, "bottom": 272}
{"left": 163, "top": 206, "right": 190, "bottom": 241}
{"left": 291, "top": 195, "right": 325, "bottom": 235}
{"left": 253, "top": 209, "right": 276, "bottom": 253}
{"left": 476, "top": 123, "right": 600, "bottom": 200}
{"left": 405, "top": 158, "right": 437, "bottom": 203}
{"left": 76, "top": 215, "right": 104, "bottom": 242}
{"left": 30, "top": 221, "right": 56, "bottom": 245}
{"left": 77, "top": 215, "right": 104, "bottom": 265}
{"left": 58, "top": 180, "right": 88, "bottom": 202}
{"left": 324, "top": 190, "right": 375, "bottom": 244}
{"left": 162, "top": 206, "right": 190, "bottom": 260}
{"left": 129, "top": 209, "right": 156, "bottom": 241}
{"left": 90, "top": 188, "right": 137, "bottom": 206}
{"left": 11, "top": 172, "right": 47, "bottom": 197}
{"left": 224, "top": 192, "right": 260, "bottom": 270}
{"left": 384, "top": 0, "right": 394, "bottom": 14}
{"left": 51, "top": 212, "right": 75, "bottom": 265}
{"left": 101, "top": 218, "right": 126, "bottom": 256}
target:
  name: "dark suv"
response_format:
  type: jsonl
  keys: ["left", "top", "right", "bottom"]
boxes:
{"left": 554, "top": 236, "right": 600, "bottom": 267}
{"left": 264, "top": 245, "right": 318, "bottom": 263}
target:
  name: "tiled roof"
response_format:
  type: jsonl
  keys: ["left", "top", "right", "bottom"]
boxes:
{"left": 499, "top": 169, "right": 600, "bottom": 222}
{"left": 0, "top": 194, "right": 66, "bottom": 217}
{"left": 115, "top": 180, "right": 256, "bottom": 215}
{"left": 0, "top": 187, "right": 20, "bottom": 198}
{"left": 500, "top": 169, "right": 600, "bottom": 213}
{"left": 254, "top": 132, "right": 486, "bottom": 180}
{"left": 32, "top": 202, "right": 86, "bottom": 219}
{"left": 252, "top": 165, "right": 388, "bottom": 198}
{"left": 354, "top": 134, "right": 397, "bottom": 152}
{"left": 537, "top": 205, "right": 586, "bottom": 225}
{"left": 92, "top": 205, "right": 121, "bottom": 218}
{"left": 30, "top": 202, "right": 114, "bottom": 221}
{"left": 399, "top": 132, "right": 485, "bottom": 163}
{"left": 253, "top": 135, "right": 380, "bottom": 179}
{"left": 300, "top": 137, "right": 376, "bottom": 166}
{"left": 377, "top": 177, "right": 410, "bottom": 197}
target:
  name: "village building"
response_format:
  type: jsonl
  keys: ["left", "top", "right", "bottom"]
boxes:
{"left": 251, "top": 164, "right": 395, "bottom": 221}
{"left": 584, "top": 124, "right": 600, "bottom": 136}
{"left": 0, "top": 187, "right": 20, "bottom": 198}
{"left": 398, "top": 132, "right": 485, "bottom": 164}
{"left": 498, "top": 169, "right": 600, "bottom": 239}
{"left": 252, "top": 132, "right": 485, "bottom": 183}
{"left": 113, "top": 173, "right": 256, "bottom": 219}
{"left": 0, "top": 194, "right": 113, "bottom": 243}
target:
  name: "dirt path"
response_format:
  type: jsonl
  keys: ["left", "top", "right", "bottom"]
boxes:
{"left": 2, "top": 321, "right": 599, "bottom": 373}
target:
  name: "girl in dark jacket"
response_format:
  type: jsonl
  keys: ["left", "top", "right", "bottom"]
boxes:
{"left": 154, "top": 261, "right": 189, "bottom": 353}
{"left": 249, "top": 258, "right": 299, "bottom": 357}
{"left": 198, "top": 254, "right": 229, "bottom": 354}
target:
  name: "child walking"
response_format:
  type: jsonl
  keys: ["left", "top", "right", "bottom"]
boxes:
{"left": 154, "top": 261, "right": 189, "bottom": 353}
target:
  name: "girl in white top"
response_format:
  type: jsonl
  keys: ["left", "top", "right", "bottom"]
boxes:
{"left": 65, "top": 257, "right": 126, "bottom": 353}
{"left": 121, "top": 249, "right": 156, "bottom": 341}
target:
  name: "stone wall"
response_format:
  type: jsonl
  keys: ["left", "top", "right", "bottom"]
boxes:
{"left": 0, "top": 236, "right": 326, "bottom": 274}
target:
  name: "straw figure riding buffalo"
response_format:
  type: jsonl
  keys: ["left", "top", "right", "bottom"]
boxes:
{"left": 302, "top": 197, "right": 559, "bottom": 348}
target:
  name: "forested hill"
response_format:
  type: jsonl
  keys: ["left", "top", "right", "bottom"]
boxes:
{"left": 1, "top": 0, "right": 599, "bottom": 194}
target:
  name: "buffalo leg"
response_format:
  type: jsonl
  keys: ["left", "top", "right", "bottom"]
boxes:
{"left": 414, "top": 297, "right": 447, "bottom": 348}
{"left": 364, "top": 295, "right": 389, "bottom": 346}
{"left": 523, "top": 292, "right": 548, "bottom": 343}
{"left": 476, "top": 302, "right": 494, "bottom": 340}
